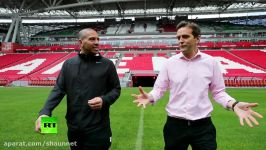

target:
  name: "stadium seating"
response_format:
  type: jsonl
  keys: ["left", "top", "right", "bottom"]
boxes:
{"left": 119, "top": 56, "right": 153, "bottom": 71}
{"left": 203, "top": 50, "right": 265, "bottom": 78}
{"left": 0, "top": 79, "right": 8, "bottom": 86}
{"left": 105, "top": 52, "right": 117, "bottom": 58}
{"left": 29, "top": 52, "right": 76, "bottom": 78}
{"left": 229, "top": 50, "right": 266, "bottom": 69}
{"left": 0, "top": 53, "right": 33, "bottom": 68}
{"left": 0, "top": 53, "right": 68, "bottom": 82}
{"left": 0, "top": 50, "right": 266, "bottom": 87}
{"left": 224, "top": 79, "right": 266, "bottom": 87}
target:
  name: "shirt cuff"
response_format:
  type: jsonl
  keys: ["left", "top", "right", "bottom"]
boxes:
{"left": 226, "top": 99, "right": 236, "bottom": 110}
{"left": 147, "top": 93, "right": 155, "bottom": 104}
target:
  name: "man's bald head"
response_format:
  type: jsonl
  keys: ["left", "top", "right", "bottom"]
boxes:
{"left": 78, "top": 28, "right": 97, "bottom": 40}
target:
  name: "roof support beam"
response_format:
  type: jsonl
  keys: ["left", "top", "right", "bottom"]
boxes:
{"left": 52, "top": 0, "right": 58, "bottom": 7}
{"left": 144, "top": 0, "right": 146, "bottom": 16}
{"left": 167, "top": 0, "right": 175, "bottom": 13}
{"left": 12, "top": 19, "right": 20, "bottom": 42}
{"left": 41, "top": 0, "right": 50, "bottom": 8}
{"left": 116, "top": 2, "right": 123, "bottom": 17}
{"left": 66, "top": 10, "right": 77, "bottom": 19}
{"left": 19, "top": 0, "right": 26, "bottom": 11}
{"left": 19, "top": 0, "right": 143, "bottom": 15}
{"left": 56, "top": 0, "right": 64, "bottom": 6}
{"left": 4, "top": 19, "right": 15, "bottom": 42}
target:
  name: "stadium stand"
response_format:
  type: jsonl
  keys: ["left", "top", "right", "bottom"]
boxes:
{"left": 0, "top": 53, "right": 67, "bottom": 82}
{"left": 0, "top": 53, "right": 33, "bottom": 68}
{"left": 1, "top": 49, "right": 265, "bottom": 87}
{"left": 229, "top": 50, "right": 266, "bottom": 69}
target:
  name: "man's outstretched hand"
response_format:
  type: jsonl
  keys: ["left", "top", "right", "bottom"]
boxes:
{"left": 131, "top": 86, "right": 152, "bottom": 108}
{"left": 234, "top": 102, "right": 263, "bottom": 127}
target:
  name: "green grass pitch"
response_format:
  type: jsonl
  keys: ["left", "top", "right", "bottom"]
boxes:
{"left": 0, "top": 87, "right": 265, "bottom": 150}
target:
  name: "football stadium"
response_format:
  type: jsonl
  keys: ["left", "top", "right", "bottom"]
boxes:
{"left": 0, "top": 0, "right": 265, "bottom": 150}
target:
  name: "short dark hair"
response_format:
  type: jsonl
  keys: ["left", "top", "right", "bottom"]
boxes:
{"left": 176, "top": 21, "right": 201, "bottom": 38}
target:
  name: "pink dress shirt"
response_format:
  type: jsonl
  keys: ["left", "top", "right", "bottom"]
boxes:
{"left": 150, "top": 51, "right": 235, "bottom": 120}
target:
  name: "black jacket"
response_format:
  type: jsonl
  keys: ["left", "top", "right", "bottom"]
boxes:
{"left": 39, "top": 53, "right": 121, "bottom": 136}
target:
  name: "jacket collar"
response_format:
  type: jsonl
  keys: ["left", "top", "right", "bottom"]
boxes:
{"left": 78, "top": 52, "right": 102, "bottom": 61}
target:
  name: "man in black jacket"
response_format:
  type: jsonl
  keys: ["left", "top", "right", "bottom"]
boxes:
{"left": 35, "top": 28, "right": 121, "bottom": 150}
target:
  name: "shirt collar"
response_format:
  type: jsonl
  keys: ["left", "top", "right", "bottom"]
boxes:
{"left": 177, "top": 49, "right": 202, "bottom": 60}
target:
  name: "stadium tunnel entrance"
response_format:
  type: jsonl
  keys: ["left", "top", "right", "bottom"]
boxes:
{"left": 131, "top": 74, "right": 157, "bottom": 87}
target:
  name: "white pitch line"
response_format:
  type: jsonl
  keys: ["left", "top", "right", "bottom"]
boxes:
{"left": 135, "top": 108, "right": 144, "bottom": 150}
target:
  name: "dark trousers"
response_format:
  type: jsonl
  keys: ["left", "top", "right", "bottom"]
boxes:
{"left": 67, "top": 129, "right": 111, "bottom": 150}
{"left": 164, "top": 116, "right": 217, "bottom": 150}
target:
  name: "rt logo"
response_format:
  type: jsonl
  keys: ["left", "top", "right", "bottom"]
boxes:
{"left": 41, "top": 117, "right": 57, "bottom": 134}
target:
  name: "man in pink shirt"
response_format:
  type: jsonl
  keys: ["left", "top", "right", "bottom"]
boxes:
{"left": 132, "top": 21, "right": 263, "bottom": 150}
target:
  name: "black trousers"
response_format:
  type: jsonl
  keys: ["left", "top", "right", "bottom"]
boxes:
{"left": 164, "top": 116, "right": 217, "bottom": 150}
{"left": 67, "top": 129, "right": 111, "bottom": 150}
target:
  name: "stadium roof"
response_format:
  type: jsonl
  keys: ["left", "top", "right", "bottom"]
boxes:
{"left": 0, "top": 0, "right": 265, "bottom": 19}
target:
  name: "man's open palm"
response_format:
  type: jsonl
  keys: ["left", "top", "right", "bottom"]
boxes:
{"left": 234, "top": 102, "right": 263, "bottom": 127}
{"left": 131, "top": 86, "right": 151, "bottom": 108}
